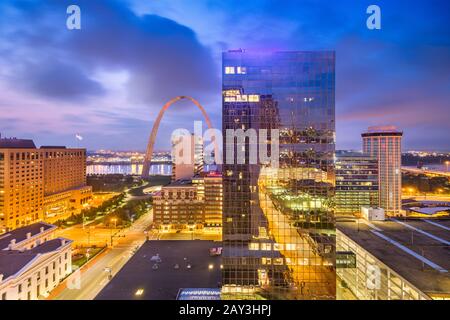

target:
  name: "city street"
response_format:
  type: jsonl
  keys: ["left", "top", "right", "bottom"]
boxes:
{"left": 49, "top": 210, "right": 157, "bottom": 300}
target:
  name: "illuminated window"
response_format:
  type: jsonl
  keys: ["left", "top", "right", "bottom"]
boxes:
{"left": 273, "top": 243, "right": 284, "bottom": 251}
{"left": 237, "top": 66, "right": 247, "bottom": 74}
{"left": 248, "top": 95, "right": 260, "bottom": 102}
{"left": 223, "top": 89, "right": 240, "bottom": 97}
{"left": 225, "top": 67, "right": 235, "bottom": 74}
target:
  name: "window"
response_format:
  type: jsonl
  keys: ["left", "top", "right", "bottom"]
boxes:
{"left": 225, "top": 66, "right": 235, "bottom": 74}
{"left": 237, "top": 66, "right": 247, "bottom": 74}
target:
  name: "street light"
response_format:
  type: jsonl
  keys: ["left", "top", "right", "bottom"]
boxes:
{"left": 446, "top": 161, "right": 450, "bottom": 172}
{"left": 110, "top": 218, "right": 117, "bottom": 247}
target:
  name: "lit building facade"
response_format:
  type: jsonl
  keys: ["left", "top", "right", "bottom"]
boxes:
{"left": 0, "top": 139, "right": 44, "bottom": 232}
{"left": 0, "top": 222, "right": 73, "bottom": 300}
{"left": 41, "top": 146, "right": 92, "bottom": 222}
{"left": 153, "top": 179, "right": 204, "bottom": 230}
{"left": 222, "top": 50, "right": 336, "bottom": 299}
{"left": 153, "top": 173, "right": 223, "bottom": 230}
{"left": 362, "top": 126, "right": 402, "bottom": 215}
{"left": 335, "top": 152, "right": 379, "bottom": 215}
{"left": 0, "top": 138, "right": 92, "bottom": 232}
{"left": 193, "top": 172, "right": 223, "bottom": 227}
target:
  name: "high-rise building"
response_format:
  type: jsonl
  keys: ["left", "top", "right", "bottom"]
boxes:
{"left": 335, "top": 152, "right": 379, "bottom": 215}
{"left": 362, "top": 126, "right": 402, "bottom": 215}
{"left": 0, "top": 139, "right": 43, "bottom": 233}
{"left": 171, "top": 134, "right": 204, "bottom": 181}
{"left": 41, "top": 146, "right": 92, "bottom": 222}
{"left": 0, "top": 138, "right": 92, "bottom": 232}
{"left": 222, "top": 50, "right": 336, "bottom": 299}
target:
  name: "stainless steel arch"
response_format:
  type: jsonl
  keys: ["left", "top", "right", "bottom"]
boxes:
{"left": 141, "top": 96, "right": 219, "bottom": 178}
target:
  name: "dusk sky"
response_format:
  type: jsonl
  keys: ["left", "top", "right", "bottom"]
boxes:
{"left": 0, "top": 0, "right": 449, "bottom": 151}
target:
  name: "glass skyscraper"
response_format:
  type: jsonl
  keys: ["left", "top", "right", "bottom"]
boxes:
{"left": 222, "top": 50, "right": 336, "bottom": 299}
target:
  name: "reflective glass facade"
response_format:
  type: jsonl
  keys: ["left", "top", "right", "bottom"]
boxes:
{"left": 222, "top": 50, "right": 336, "bottom": 299}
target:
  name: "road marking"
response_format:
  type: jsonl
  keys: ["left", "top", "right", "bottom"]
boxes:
{"left": 361, "top": 220, "right": 383, "bottom": 232}
{"left": 391, "top": 219, "right": 450, "bottom": 246}
{"left": 423, "top": 219, "right": 450, "bottom": 231}
{"left": 371, "top": 230, "right": 447, "bottom": 273}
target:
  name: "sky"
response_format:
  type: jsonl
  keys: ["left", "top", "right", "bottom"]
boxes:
{"left": 0, "top": 0, "right": 449, "bottom": 151}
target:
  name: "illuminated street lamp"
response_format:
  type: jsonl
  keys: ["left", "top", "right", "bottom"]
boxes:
{"left": 135, "top": 288, "right": 144, "bottom": 296}
{"left": 110, "top": 218, "right": 117, "bottom": 246}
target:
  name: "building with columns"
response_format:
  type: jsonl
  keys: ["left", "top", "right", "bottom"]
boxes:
{"left": 0, "top": 222, "right": 72, "bottom": 300}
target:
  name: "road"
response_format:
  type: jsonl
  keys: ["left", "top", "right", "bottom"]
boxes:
{"left": 49, "top": 210, "right": 158, "bottom": 300}
{"left": 403, "top": 195, "right": 450, "bottom": 203}
{"left": 402, "top": 166, "right": 450, "bottom": 178}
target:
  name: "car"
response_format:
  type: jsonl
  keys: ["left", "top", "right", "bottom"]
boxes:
{"left": 209, "top": 247, "right": 223, "bottom": 256}
{"left": 174, "top": 264, "right": 180, "bottom": 269}
{"left": 150, "top": 254, "right": 162, "bottom": 263}
{"left": 186, "top": 263, "right": 192, "bottom": 269}
{"left": 152, "top": 263, "right": 159, "bottom": 270}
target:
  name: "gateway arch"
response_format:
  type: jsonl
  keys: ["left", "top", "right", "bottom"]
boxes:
{"left": 141, "top": 96, "right": 219, "bottom": 178}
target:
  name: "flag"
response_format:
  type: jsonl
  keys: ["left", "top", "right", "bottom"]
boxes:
{"left": 75, "top": 134, "right": 83, "bottom": 141}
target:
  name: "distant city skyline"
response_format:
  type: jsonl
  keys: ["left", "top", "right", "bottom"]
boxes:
{"left": 0, "top": 0, "right": 449, "bottom": 151}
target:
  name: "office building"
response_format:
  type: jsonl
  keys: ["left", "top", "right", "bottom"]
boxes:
{"left": 0, "top": 222, "right": 73, "bottom": 300}
{"left": 193, "top": 172, "right": 223, "bottom": 228}
{"left": 41, "top": 146, "right": 92, "bottom": 222}
{"left": 0, "top": 138, "right": 92, "bottom": 232}
{"left": 362, "top": 126, "right": 403, "bottom": 215}
{"left": 171, "top": 134, "right": 204, "bottom": 181}
{"left": 222, "top": 50, "right": 336, "bottom": 299}
{"left": 153, "top": 179, "right": 204, "bottom": 230}
{"left": 153, "top": 172, "right": 223, "bottom": 230}
{"left": 335, "top": 152, "right": 379, "bottom": 215}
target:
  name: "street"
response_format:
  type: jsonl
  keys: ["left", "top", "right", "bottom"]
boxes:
{"left": 49, "top": 210, "right": 158, "bottom": 300}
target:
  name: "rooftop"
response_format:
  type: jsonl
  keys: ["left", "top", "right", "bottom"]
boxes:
{"left": 0, "top": 222, "right": 56, "bottom": 250}
{"left": 362, "top": 125, "right": 403, "bottom": 137}
{"left": 0, "top": 138, "right": 36, "bottom": 149}
{"left": 165, "top": 179, "right": 194, "bottom": 187}
{"left": 337, "top": 219, "right": 450, "bottom": 297}
{"left": 40, "top": 146, "right": 67, "bottom": 149}
{"left": 0, "top": 238, "right": 72, "bottom": 280}
{"left": 96, "top": 240, "right": 222, "bottom": 300}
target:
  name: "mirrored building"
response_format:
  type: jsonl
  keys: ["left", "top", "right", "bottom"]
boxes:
{"left": 222, "top": 50, "right": 336, "bottom": 299}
